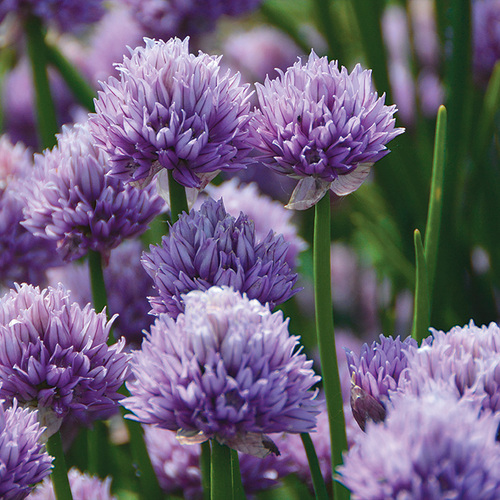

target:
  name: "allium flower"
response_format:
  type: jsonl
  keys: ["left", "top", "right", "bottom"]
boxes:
{"left": 0, "top": 283, "right": 130, "bottom": 435}
{"left": 28, "top": 468, "right": 115, "bottom": 500}
{"left": 142, "top": 198, "right": 299, "bottom": 318}
{"left": 0, "top": 401, "right": 53, "bottom": 500}
{"left": 123, "top": 287, "right": 320, "bottom": 455}
{"left": 89, "top": 37, "right": 253, "bottom": 190}
{"left": 250, "top": 51, "right": 404, "bottom": 209}
{"left": 203, "top": 179, "right": 307, "bottom": 268}
{"left": 47, "top": 240, "right": 155, "bottom": 347}
{"left": 0, "top": 136, "right": 60, "bottom": 286}
{"left": 21, "top": 123, "right": 164, "bottom": 262}
{"left": 473, "top": 0, "right": 500, "bottom": 85}
{"left": 345, "top": 335, "right": 417, "bottom": 430}
{"left": 120, "top": 0, "right": 262, "bottom": 39}
{"left": 337, "top": 392, "right": 500, "bottom": 499}
{"left": 0, "top": 0, "right": 105, "bottom": 33}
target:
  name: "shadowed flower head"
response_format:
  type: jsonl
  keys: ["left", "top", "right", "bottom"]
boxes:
{"left": 21, "top": 123, "right": 164, "bottom": 262}
{"left": 0, "top": 283, "right": 130, "bottom": 435}
{"left": 0, "top": 401, "right": 53, "bottom": 499}
{"left": 122, "top": 287, "right": 320, "bottom": 455}
{"left": 0, "top": 136, "right": 60, "bottom": 286}
{"left": 337, "top": 392, "right": 500, "bottom": 499}
{"left": 142, "top": 197, "right": 299, "bottom": 318}
{"left": 250, "top": 51, "right": 404, "bottom": 209}
{"left": 29, "top": 467, "right": 115, "bottom": 500}
{"left": 121, "top": 0, "right": 262, "bottom": 39}
{"left": 0, "top": 0, "right": 105, "bottom": 33}
{"left": 89, "top": 37, "right": 253, "bottom": 190}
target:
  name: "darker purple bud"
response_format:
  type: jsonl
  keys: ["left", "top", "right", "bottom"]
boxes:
{"left": 142, "top": 198, "right": 300, "bottom": 318}
{"left": 350, "top": 383, "right": 387, "bottom": 431}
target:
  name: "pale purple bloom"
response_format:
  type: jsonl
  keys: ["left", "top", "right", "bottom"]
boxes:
{"left": 202, "top": 179, "right": 307, "bottom": 268}
{"left": 0, "top": 0, "right": 105, "bottom": 33}
{"left": 119, "top": 0, "right": 262, "bottom": 39}
{"left": 28, "top": 468, "right": 115, "bottom": 500}
{"left": 89, "top": 37, "right": 253, "bottom": 190}
{"left": 123, "top": 287, "right": 320, "bottom": 455}
{"left": 46, "top": 240, "right": 154, "bottom": 347}
{"left": 473, "top": 0, "right": 500, "bottom": 85}
{"left": 250, "top": 51, "right": 404, "bottom": 209}
{"left": 0, "top": 401, "right": 53, "bottom": 500}
{"left": 21, "top": 123, "right": 164, "bottom": 262}
{"left": 338, "top": 392, "right": 500, "bottom": 499}
{"left": 0, "top": 136, "right": 60, "bottom": 286}
{"left": 0, "top": 283, "right": 130, "bottom": 434}
{"left": 142, "top": 198, "right": 299, "bottom": 318}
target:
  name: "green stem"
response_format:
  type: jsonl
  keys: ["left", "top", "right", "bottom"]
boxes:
{"left": 210, "top": 440, "right": 232, "bottom": 500}
{"left": 300, "top": 433, "right": 329, "bottom": 500}
{"left": 46, "top": 432, "right": 73, "bottom": 500}
{"left": 230, "top": 449, "right": 245, "bottom": 500}
{"left": 24, "top": 15, "right": 58, "bottom": 149}
{"left": 423, "top": 105, "right": 447, "bottom": 306}
{"left": 201, "top": 441, "right": 211, "bottom": 500}
{"left": 167, "top": 170, "right": 189, "bottom": 223}
{"left": 411, "top": 230, "right": 430, "bottom": 345}
{"left": 313, "top": 194, "right": 349, "bottom": 500}
{"left": 87, "top": 420, "right": 109, "bottom": 478}
{"left": 88, "top": 250, "right": 108, "bottom": 316}
{"left": 311, "top": 0, "right": 343, "bottom": 60}
{"left": 45, "top": 42, "right": 96, "bottom": 112}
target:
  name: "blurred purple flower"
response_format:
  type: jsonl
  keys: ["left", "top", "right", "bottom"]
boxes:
{"left": 338, "top": 392, "right": 500, "bottom": 499}
{"left": 89, "top": 37, "right": 253, "bottom": 190}
{"left": 250, "top": 51, "right": 404, "bottom": 209}
{"left": 119, "top": 0, "right": 262, "bottom": 39}
{"left": 0, "top": 283, "right": 130, "bottom": 435}
{"left": 202, "top": 179, "right": 307, "bottom": 268}
{"left": 0, "top": 0, "right": 105, "bottom": 33}
{"left": 28, "top": 467, "right": 115, "bottom": 500}
{"left": 123, "top": 287, "right": 320, "bottom": 455}
{"left": 46, "top": 240, "right": 155, "bottom": 347}
{"left": 142, "top": 197, "right": 299, "bottom": 318}
{"left": 0, "top": 136, "right": 60, "bottom": 286}
{"left": 21, "top": 123, "right": 164, "bottom": 262}
{"left": 0, "top": 401, "right": 53, "bottom": 500}
{"left": 473, "top": 0, "right": 500, "bottom": 85}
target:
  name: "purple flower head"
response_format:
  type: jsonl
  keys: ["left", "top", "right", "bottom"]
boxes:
{"left": 120, "top": 0, "right": 262, "bottom": 39}
{"left": 47, "top": 240, "right": 155, "bottom": 347}
{"left": 144, "top": 425, "right": 295, "bottom": 498}
{"left": 29, "top": 468, "right": 115, "bottom": 500}
{"left": 203, "top": 179, "right": 307, "bottom": 268}
{"left": 21, "top": 123, "right": 164, "bottom": 262}
{"left": 123, "top": 287, "right": 320, "bottom": 455}
{"left": 250, "top": 51, "right": 404, "bottom": 209}
{"left": 345, "top": 334, "right": 417, "bottom": 429}
{"left": 473, "top": 0, "right": 500, "bottom": 86}
{"left": 338, "top": 392, "right": 500, "bottom": 499}
{"left": 89, "top": 37, "right": 253, "bottom": 190}
{"left": 0, "top": 0, "right": 105, "bottom": 33}
{"left": 142, "top": 197, "right": 300, "bottom": 318}
{"left": 0, "top": 283, "right": 130, "bottom": 434}
{"left": 0, "top": 136, "right": 61, "bottom": 286}
{"left": 0, "top": 401, "right": 53, "bottom": 499}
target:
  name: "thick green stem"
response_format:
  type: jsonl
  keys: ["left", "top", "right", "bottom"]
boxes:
{"left": 201, "top": 441, "right": 211, "bottom": 500}
{"left": 167, "top": 170, "right": 189, "bottom": 223}
{"left": 412, "top": 230, "right": 430, "bottom": 345}
{"left": 312, "top": 0, "right": 344, "bottom": 60}
{"left": 300, "top": 433, "right": 329, "bottom": 500}
{"left": 46, "top": 432, "right": 73, "bottom": 500}
{"left": 87, "top": 421, "right": 109, "bottom": 478}
{"left": 88, "top": 250, "right": 108, "bottom": 316}
{"left": 230, "top": 449, "right": 245, "bottom": 500}
{"left": 210, "top": 440, "right": 232, "bottom": 500}
{"left": 313, "top": 194, "right": 349, "bottom": 499}
{"left": 45, "top": 43, "right": 96, "bottom": 111}
{"left": 24, "top": 15, "right": 58, "bottom": 149}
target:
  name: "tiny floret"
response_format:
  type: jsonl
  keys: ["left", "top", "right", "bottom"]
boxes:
{"left": 250, "top": 51, "right": 404, "bottom": 209}
{"left": 122, "top": 287, "right": 320, "bottom": 455}
{"left": 89, "top": 37, "right": 253, "bottom": 190}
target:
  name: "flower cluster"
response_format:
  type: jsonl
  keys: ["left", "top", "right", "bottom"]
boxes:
{"left": 89, "top": 37, "right": 253, "bottom": 190}
{"left": 0, "top": 283, "right": 129, "bottom": 434}
{"left": 250, "top": 51, "right": 404, "bottom": 209}
{"left": 123, "top": 287, "right": 320, "bottom": 455}
{"left": 21, "top": 123, "right": 164, "bottom": 262}
{"left": 142, "top": 198, "right": 299, "bottom": 318}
